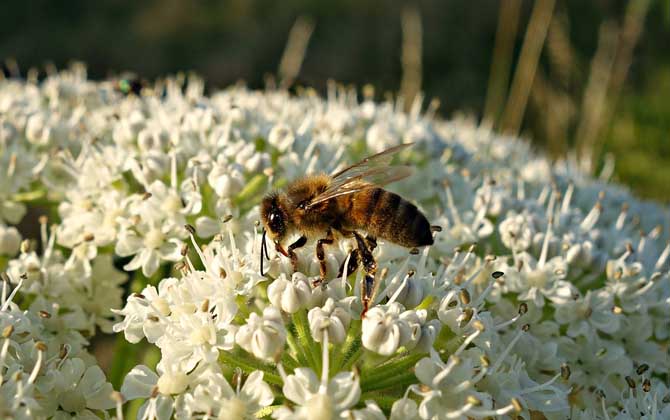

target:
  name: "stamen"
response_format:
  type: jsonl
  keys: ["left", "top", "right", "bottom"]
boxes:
{"left": 451, "top": 366, "right": 488, "bottom": 393}
{"left": 444, "top": 186, "right": 462, "bottom": 226}
{"left": 385, "top": 274, "right": 409, "bottom": 305}
{"left": 112, "top": 391, "right": 125, "bottom": 420}
{"left": 185, "top": 226, "right": 212, "bottom": 276}
{"left": 28, "top": 342, "right": 46, "bottom": 384}
{"left": 170, "top": 150, "right": 177, "bottom": 190}
{"left": 580, "top": 201, "right": 602, "bottom": 232}
{"left": 561, "top": 184, "right": 574, "bottom": 214}
{"left": 454, "top": 327, "right": 482, "bottom": 357}
{"left": 444, "top": 402, "right": 474, "bottom": 419}
{"left": 489, "top": 326, "right": 525, "bottom": 374}
{"left": 319, "top": 329, "right": 329, "bottom": 394}
{"left": 518, "top": 373, "right": 561, "bottom": 395}
{"left": 433, "top": 356, "right": 459, "bottom": 386}
{"left": 615, "top": 203, "right": 628, "bottom": 230}
{"left": 538, "top": 216, "right": 554, "bottom": 268}
{"left": 655, "top": 242, "right": 669, "bottom": 270}
{"left": 1, "top": 277, "right": 23, "bottom": 311}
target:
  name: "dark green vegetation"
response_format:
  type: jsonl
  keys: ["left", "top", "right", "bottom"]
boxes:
{"left": 2, "top": 0, "right": 668, "bottom": 201}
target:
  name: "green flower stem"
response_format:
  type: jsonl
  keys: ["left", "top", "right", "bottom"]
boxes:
{"left": 219, "top": 350, "right": 283, "bottom": 386}
{"left": 340, "top": 339, "right": 363, "bottom": 372}
{"left": 361, "top": 369, "right": 418, "bottom": 393}
{"left": 360, "top": 353, "right": 425, "bottom": 392}
{"left": 234, "top": 174, "right": 267, "bottom": 210}
{"left": 292, "top": 309, "right": 321, "bottom": 372}
{"left": 286, "top": 326, "right": 309, "bottom": 367}
{"left": 332, "top": 320, "right": 361, "bottom": 371}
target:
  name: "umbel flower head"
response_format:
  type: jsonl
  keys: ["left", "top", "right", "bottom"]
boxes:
{"left": 0, "top": 65, "right": 668, "bottom": 419}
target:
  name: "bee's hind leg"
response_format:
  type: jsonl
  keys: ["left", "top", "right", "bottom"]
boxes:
{"left": 353, "top": 232, "right": 378, "bottom": 317}
{"left": 314, "top": 229, "right": 334, "bottom": 283}
{"left": 336, "top": 248, "right": 361, "bottom": 279}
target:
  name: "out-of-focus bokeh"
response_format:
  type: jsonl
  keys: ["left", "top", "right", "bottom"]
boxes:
{"left": 2, "top": 0, "right": 668, "bottom": 202}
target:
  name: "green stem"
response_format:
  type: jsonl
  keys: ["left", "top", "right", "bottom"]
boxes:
{"left": 362, "top": 370, "right": 418, "bottom": 393}
{"left": 360, "top": 352, "right": 426, "bottom": 390}
{"left": 286, "top": 326, "right": 309, "bottom": 367}
{"left": 332, "top": 320, "right": 361, "bottom": 371}
{"left": 340, "top": 340, "right": 363, "bottom": 372}
{"left": 219, "top": 351, "right": 282, "bottom": 386}
{"left": 292, "top": 309, "right": 320, "bottom": 372}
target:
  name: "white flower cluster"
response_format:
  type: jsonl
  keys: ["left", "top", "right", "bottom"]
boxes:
{"left": 1, "top": 65, "right": 669, "bottom": 419}
{"left": 0, "top": 275, "right": 118, "bottom": 419}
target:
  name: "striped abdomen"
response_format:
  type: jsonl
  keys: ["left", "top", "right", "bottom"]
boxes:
{"left": 339, "top": 187, "right": 433, "bottom": 247}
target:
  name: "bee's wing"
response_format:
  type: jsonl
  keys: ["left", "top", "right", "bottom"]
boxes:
{"left": 308, "top": 143, "right": 414, "bottom": 207}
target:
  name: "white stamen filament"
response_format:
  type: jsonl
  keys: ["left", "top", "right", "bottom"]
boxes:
{"left": 445, "top": 187, "right": 463, "bottom": 226}
{"left": 385, "top": 274, "right": 409, "bottom": 305}
{"left": 489, "top": 328, "right": 525, "bottom": 374}
{"left": 188, "top": 232, "right": 211, "bottom": 276}
{"left": 43, "top": 224, "right": 58, "bottom": 266}
{"left": 433, "top": 356, "right": 459, "bottom": 387}
{"left": 471, "top": 277, "right": 495, "bottom": 308}
{"left": 580, "top": 202, "right": 601, "bottom": 231}
{"left": 170, "top": 150, "right": 178, "bottom": 190}
{"left": 1, "top": 278, "right": 23, "bottom": 311}
{"left": 655, "top": 243, "right": 669, "bottom": 270}
{"left": 561, "top": 184, "right": 574, "bottom": 214}
{"left": 319, "top": 329, "right": 329, "bottom": 394}
{"left": 538, "top": 216, "right": 554, "bottom": 268}
{"left": 451, "top": 367, "right": 488, "bottom": 393}
{"left": 454, "top": 328, "right": 481, "bottom": 358}
{"left": 518, "top": 373, "right": 561, "bottom": 395}
{"left": 445, "top": 403, "right": 474, "bottom": 419}
{"left": 1, "top": 280, "right": 7, "bottom": 306}
{"left": 495, "top": 313, "right": 522, "bottom": 330}
{"left": 340, "top": 251, "right": 352, "bottom": 290}
{"left": 536, "top": 185, "right": 549, "bottom": 205}
{"left": 615, "top": 208, "right": 627, "bottom": 230}
{"left": 0, "top": 338, "right": 10, "bottom": 383}
{"left": 28, "top": 347, "right": 44, "bottom": 384}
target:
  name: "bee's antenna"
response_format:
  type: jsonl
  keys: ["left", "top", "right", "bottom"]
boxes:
{"left": 260, "top": 228, "right": 270, "bottom": 276}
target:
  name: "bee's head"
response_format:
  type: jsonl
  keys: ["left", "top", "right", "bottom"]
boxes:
{"left": 261, "top": 193, "right": 289, "bottom": 241}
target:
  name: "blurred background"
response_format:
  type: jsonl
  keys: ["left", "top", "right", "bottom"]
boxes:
{"left": 2, "top": 0, "right": 668, "bottom": 202}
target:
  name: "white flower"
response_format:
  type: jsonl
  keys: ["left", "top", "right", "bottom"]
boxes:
{"left": 274, "top": 368, "right": 361, "bottom": 420}
{"left": 180, "top": 369, "right": 274, "bottom": 419}
{"left": 362, "top": 303, "right": 415, "bottom": 356}
{"left": 268, "top": 272, "right": 318, "bottom": 314}
{"left": 308, "top": 298, "right": 351, "bottom": 344}
{"left": 499, "top": 211, "right": 535, "bottom": 252}
{"left": 235, "top": 306, "right": 286, "bottom": 361}
{"left": 41, "top": 358, "right": 115, "bottom": 417}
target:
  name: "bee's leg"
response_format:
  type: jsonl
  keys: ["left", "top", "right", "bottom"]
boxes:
{"left": 365, "top": 235, "right": 377, "bottom": 251}
{"left": 353, "top": 232, "right": 378, "bottom": 317}
{"left": 315, "top": 229, "right": 334, "bottom": 281}
{"left": 287, "top": 236, "right": 307, "bottom": 272}
{"left": 336, "top": 248, "right": 361, "bottom": 279}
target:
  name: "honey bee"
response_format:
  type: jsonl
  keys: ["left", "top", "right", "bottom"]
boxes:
{"left": 260, "top": 143, "right": 434, "bottom": 314}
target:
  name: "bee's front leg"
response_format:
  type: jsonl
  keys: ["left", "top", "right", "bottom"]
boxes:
{"left": 315, "top": 229, "right": 334, "bottom": 281}
{"left": 286, "top": 236, "right": 307, "bottom": 273}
